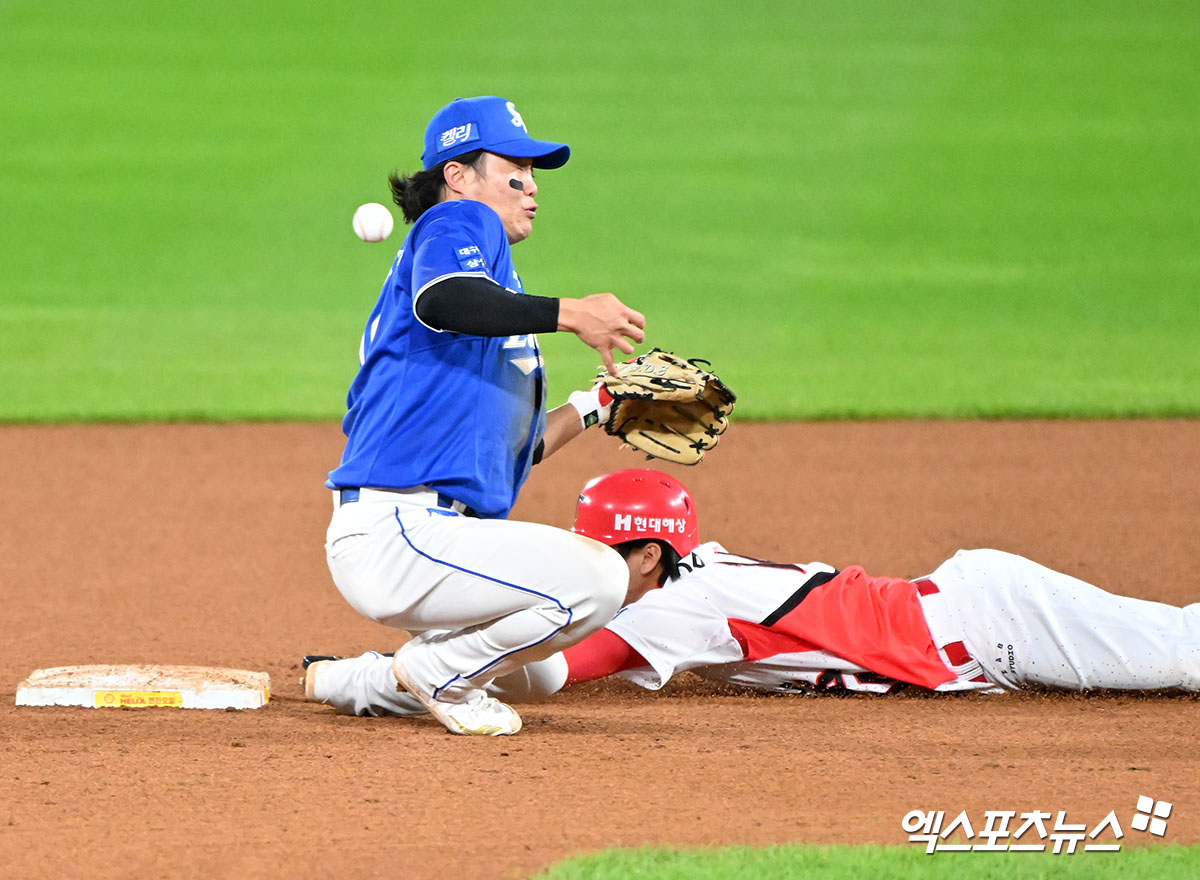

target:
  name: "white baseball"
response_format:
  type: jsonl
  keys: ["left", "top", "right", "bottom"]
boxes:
{"left": 352, "top": 202, "right": 394, "bottom": 242}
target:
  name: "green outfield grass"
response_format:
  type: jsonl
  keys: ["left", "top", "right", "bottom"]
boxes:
{"left": 2, "top": 0, "right": 1197, "bottom": 421}
{"left": 535, "top": 843, "right": 1200, "bottom": 879}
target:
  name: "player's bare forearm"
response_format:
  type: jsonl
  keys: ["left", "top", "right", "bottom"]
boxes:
{"left": 539, "top": 381, "right": 616, "bottom": 462}
{"left": 557, "top": 293, "right": 646, "bottom": 375}
{"left": 539, "top": 403, "right": 587, "bottom": 461}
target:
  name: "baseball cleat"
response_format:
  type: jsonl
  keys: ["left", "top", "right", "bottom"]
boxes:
{"left": 391, "top": 650, "right": 522, "bottom": 736}
{"left": 303, "top": 659, "right": 331, "bottom": 702}
{"left": 301, "top": 655, "right": 354, "bottom": 702}
{"left": 300, "top": 652, "right": 396, "bottom": 702}
{"left": 302, "top": 652, "right": 394, "bottom": 669}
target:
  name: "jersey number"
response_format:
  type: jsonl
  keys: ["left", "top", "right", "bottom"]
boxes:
{"left": 504, "top": 334, "right": 542, "bottom": 376}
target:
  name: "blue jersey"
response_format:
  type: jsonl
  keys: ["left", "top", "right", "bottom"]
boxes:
{"left": 327, "top": 200, "right": 546, "bottom": 519}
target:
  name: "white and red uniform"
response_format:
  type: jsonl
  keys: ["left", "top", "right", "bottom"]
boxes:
{"left": 308, "top": 543, "right": 1200, "bottom": 715}
{"left": 559, "top": 543, "right": 1200, "bottom": 696}
{"left": 592, "top": 543, "right": 990, "bottom": 695}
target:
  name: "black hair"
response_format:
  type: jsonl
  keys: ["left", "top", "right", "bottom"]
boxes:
{"left": 612, "top": 539, "right": 682, "bottom": 585}
{"left": 388, "top": 148, "right": 487, "bottom": 224}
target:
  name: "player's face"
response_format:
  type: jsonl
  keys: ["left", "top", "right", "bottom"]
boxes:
{"left": 460, "top": 153, "right": 539, "bottom": 244}
{"left": 621, "top": 543, "right": 665, "bottom": 606}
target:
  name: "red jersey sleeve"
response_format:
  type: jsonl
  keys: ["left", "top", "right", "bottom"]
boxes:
{"left": 562, "top": 628, "right": 648, "bottom": 685}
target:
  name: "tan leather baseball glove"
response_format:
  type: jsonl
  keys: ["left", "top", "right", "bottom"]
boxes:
{"left": 598, "top": 349, "right": 736, "bottom": 465}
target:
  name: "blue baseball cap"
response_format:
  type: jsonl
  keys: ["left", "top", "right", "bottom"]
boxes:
{"left": 421, "top": 96, "right": 570, "bottom": 170}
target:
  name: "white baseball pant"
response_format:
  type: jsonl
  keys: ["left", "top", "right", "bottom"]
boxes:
{"left": 325, "top": 487, "right": 625, "bottom": 705}
{"left": 922, "top": 549, "right": 1200, "bottom": 691}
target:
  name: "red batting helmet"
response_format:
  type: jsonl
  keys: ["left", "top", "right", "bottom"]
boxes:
{"left": 571, "top": 469, "right": 699, "bottom": 557}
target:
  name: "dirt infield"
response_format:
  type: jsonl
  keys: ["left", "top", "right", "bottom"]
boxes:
{"left": 0, "top": 421, "right": 1196, "bottom": 879}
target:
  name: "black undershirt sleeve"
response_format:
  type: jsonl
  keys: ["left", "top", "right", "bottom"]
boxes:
{"left": 415, "top": 275, "right": 560, "bottom": 336}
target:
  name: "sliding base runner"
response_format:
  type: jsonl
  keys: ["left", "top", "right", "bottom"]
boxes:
{"left": 15, "top": 665, "right": 270, "bottom": 710}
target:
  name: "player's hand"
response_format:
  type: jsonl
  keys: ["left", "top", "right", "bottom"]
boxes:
{"left": 558, "top": 293, "right": 646, "bottom": 375}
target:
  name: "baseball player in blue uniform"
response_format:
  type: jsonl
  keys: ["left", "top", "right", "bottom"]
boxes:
{"left": 322, "top": 96, "right": 645, "bottom": 736}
